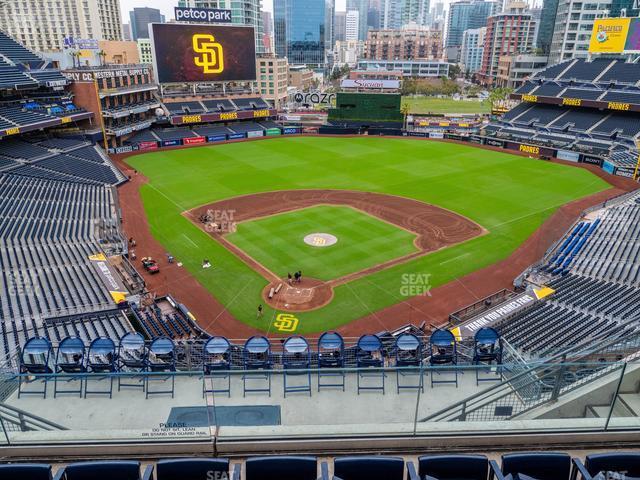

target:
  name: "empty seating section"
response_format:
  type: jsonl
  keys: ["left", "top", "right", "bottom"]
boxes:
{"left": 515, "top": 82, "right": 538, "bottom": 94}
{"left": 201, "top": 98, "right": 235, "bottom": 111}
{"left": 27, "top": 69, "right": 67, "bottom": 85}
{"left": 229, "top": 122, "right": 263, "bottom": 134}
{"left": 124, "top": 129, "right": 160, "bottom": 144}
{"left": 602, "top": 90, "right": 640, "bottom": 103}
{"left": 163, "top": 97, "right": 271, "bottom": 116}
{"left": 0, "top": 171, "right": 125, "bottom": 360}
{"left": 43, "top": 311, "right": 131, "bottom": 346}
{"left": 0, "top": 105, "right": 51, "bottom": 126}
{"left": 531, "top": 83, "right": 565, "bottom": 97}
{"left": 164, "top": 101, "right": 205, "bottom": 114}
{"left": 598, "top": 61, "right": 640, "bottom": 84}
{"left": 568, "top": 197, "right": 640, "bottom": 286}
{"left": 131, "top": 304, "right": 197, "bottom": 339}
{"left": 501, "top": 103, "right": 532, "bottom": 122}
{"left": 494, "top": 193, "right": 640, "bottom": 358}
{"left": 0, "top": 30, "right": 41, "bottom": 63}
{"left": 35, "top": 155, "right": 121, "bottom": 184}
{"left": 37, "top": 137, "right": 90, "bottom": 151}
{"left": 561, "top": 88, "right": 603, "bottom": 100}
{"left": 592, "top": 113, "right": 640, "bottom": 137}
{"left": 514, "top": 104, "right": 565, "bottom": 126}
{"left": 0, "top": 139, "right": 49, "bottom": 159}
{"left": 231, "top": 97, "right": 270, "bottom": 110}
{"left": 556, "top": 109, "right": 607, "bottom": 131}
{"left": 153, "top": 128, "right": 196, "bottom": 141}
{"left": 0, "top": 65, "right": 37, "bottom": 89}
{"left": 192, "top": 125, "right": 233, "bottom": 137}
{"left": 559, "top": 58, "right": 612, "bottom": 81}
{"left": 534, "top": 60, "right": 574, "bottom": 80}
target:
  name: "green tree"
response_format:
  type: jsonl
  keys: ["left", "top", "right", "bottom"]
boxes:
{"left": 400, "top": 102, "right": 410, "bottom": 130}
{"left": 487, "top": 87, "right": 514, "bottom": 108}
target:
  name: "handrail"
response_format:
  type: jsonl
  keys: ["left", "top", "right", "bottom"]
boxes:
{"left": 0, "top": 403, "right": 67, "bottom": 431}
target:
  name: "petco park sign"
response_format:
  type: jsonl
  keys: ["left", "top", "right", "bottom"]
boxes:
{"left": 175, "top": 7, "right": 232, "bottom": 23}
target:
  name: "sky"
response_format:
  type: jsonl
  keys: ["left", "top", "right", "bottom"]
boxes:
{"left": 119, "top": 0, "right": 349, "bottom": 22}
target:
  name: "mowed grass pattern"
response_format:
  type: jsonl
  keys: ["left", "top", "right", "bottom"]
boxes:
{"left": 128, "top": 137, "right": 610, "bottom": 333}
{"left": 226, "top": 206, "right": 418, "bottom": 281}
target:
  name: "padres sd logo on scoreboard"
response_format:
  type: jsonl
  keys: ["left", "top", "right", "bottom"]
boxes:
{"left": 193, "top": 34, "right": 224, "bottom": 74}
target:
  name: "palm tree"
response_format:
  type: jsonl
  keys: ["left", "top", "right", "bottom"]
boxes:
{"left": 401, "top": 102, "right": 410, "bottom": 130}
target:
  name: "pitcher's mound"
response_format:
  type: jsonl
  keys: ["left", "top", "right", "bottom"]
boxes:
{"left": 263, "top": 277, "right": 334, "bottom": 312}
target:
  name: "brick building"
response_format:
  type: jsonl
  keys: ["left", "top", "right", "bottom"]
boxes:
{"left": 365, "top": 26, "right": 443, "bottom": 61}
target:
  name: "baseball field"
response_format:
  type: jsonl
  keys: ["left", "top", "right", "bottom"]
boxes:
{"left": 127, "top": 136, "right": 609, "bottom": 334}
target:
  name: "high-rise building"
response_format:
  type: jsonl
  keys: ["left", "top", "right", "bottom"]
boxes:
{"left": 0, "top": 0, "right": 122, "bottom": 52}
{"left": 256, "top": 56, "right": 289, "bottom": 109}
{"left": 274, "top": 0, "right": 335, "bottom": 67}
{"left": 380, "top": 0, "right": 431, "bottom": 29}
{"left": 346, "top": 11, "right": 361, "bottom": 41}
{"left": 537, "top": 0, "right": 558, "bottom": 56}
{"left": 123, "top": 23, "right": 132, "bottom": 41}
{"left": 129, "top": 8, "right": 165, "bottom": 41}
{"left": 178, "top": 0, "right": 265, "bottom": 53}
{"left": 137, "top": 38, "right": 153, "bottom": 64}
{"left": 335, "top": 11, "right": 347, "bottom": 42}
{"left": 446, "top": 0, "right": 498, "bottom": 48}
{"left": 548, "top": 0, "right": 612, "bottom": 64}
{"left": 346, "top": 0, "right": 370, "bottom": 40}
{"left": 262, "top": 11, "right": 274, "bottom": 53}
{"left": 365, "top": 25, "right": 443, "bottom": 60}
{"left": 460, "top": 27, "right": 486, "bottom": 73}
{"left": 478, "top": 3, "right": 536, "bottom": 86}
{"left": 609, "top": 0, "right": 639, "bottom": 17}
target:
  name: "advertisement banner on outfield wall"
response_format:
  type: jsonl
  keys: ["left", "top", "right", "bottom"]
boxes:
{"left": 603, "top": 160, "right": 616, "bottom": 174}
{"left": 228, "top": 133, "right": 246, "bottom": 140}
{"left": 265, "top": 128, "right": 282, "bottom": 136}
{"left": 283, "top": 127, "right": 301, "bottom": 134}
{"left": 615, "top": 166, "right": 636, "bottom": 178}
{"left": 162, "top": 139, "right": 181, "bottom": 147}
{"left": 405, "top": 131, "right": 427, "bottom": 137}
{"left": 207, "top": 135, "right": 227, "bottom": 142}
{"left": 484, "top": 138, "right": 505, "bottom": 148}
{"left": 247, "top": 130, "right": 264, "bottom": 138}
{"left": 183, "top": 136, "right": 206, "bottom": 145}
{"left": 138, "top": 141, "right": 159, "bottom": 151}
{"left": 506, "top": 142, "right": 553, "bottom": 158}
{"left": 556, "top": 150, "right": 581, "bottom": 162}
{"left": 430, "top": 131, "right": 444, "bottom": 139}
{"left": 469, "top": 135, "right": 483, "bottom": 144}
{"left": 582, "top": 155, "right": 603, "bottom": 166}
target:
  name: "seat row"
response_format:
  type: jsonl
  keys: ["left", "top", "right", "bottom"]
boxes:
{"left": 3, "top": 452, "right": 639, "bottom": 480}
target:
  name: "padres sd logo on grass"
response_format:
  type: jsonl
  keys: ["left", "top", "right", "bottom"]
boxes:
{"left": 273, "top": 313, "right": 299, "bottom": 332}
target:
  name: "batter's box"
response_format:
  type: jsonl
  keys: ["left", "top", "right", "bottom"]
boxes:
{"left": 282, "top": 285, "right": 315, "bottom": 305}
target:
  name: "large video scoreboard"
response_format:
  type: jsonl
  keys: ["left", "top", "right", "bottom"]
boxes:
{"left": 149, "top": 23, "right": 256, "bottom": 84}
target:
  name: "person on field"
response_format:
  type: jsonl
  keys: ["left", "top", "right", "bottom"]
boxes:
{"left": 294, "top": 271, "right": 300, "bottom": 283}
{"left": 297, "top": 270, "right": 303, "bottom": 283}
{"left": 287, "top": 272, "right": 292, "bottom": 285}
{"left": 257, "top": 304, "right": 263, "bottom": 318}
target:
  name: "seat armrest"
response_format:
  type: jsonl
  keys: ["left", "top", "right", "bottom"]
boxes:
{"left": 490, "top": 459, "right": 507, "bottom": 480}
{"left": 141, "top": 464, "right": 154, "bottom": 480}
{"left": 572, "top": 458, "right": 592, "bottom": 480}
{"left": 407, "top": 460, "right": 421, "bottom": 480}
{"left": 231, "top": 463, "right": 241, "bottom": 480}
{"left": 320, "top": 461, "right": 330, "bottom": 480}
{"left": 53, "top": 467, "right": 66, "bottom": 480}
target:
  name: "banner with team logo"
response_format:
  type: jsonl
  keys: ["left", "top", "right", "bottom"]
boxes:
{"left": 150, "top": 23, "right": 256, "bottom": 83}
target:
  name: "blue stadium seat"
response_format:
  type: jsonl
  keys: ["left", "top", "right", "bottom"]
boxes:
{"left": 334, "top": 456, "right": 404, "bottom": 480}
{"left": 409, "top": 454, "right": 489, "bottom": 480}
{"left": 490, "top": 452, "right": 571, "bottom": 480}
{"left": 156, "top": 458, "right": 238, "bottom": 480}
{"left": 54, "top": 460, "right": 152, "bottom": 480}
{"left": 572, "top": 453, "right": 640, "bottom": 480}
{"left": 0, "top": 463, "right": 53, "bottom": 480}
{"left": 244, "top": 455, "right": 323, "bottom": 480}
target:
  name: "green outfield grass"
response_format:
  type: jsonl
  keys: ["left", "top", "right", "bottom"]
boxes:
{"left": 226, "top": 205, "right": 418, "bottom": 281}
{"left": 403, "top": 96, "right": 490, "bottom": 114}
{"left": 128, "top": 136, "right": 610, "bottom": 334}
